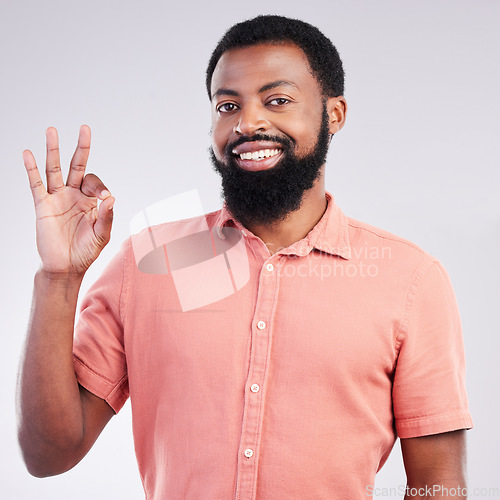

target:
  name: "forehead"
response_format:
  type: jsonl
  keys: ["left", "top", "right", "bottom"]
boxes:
{"left": 210, "top": 43, "right": 320, "bottom": 97}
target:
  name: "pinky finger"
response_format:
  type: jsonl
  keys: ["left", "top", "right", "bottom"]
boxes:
{"left": 23, "top": 150, "right": 48, "bottom": 206}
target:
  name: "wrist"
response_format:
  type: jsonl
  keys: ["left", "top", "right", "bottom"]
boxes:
{"left": 36, "top": 267, "right": 86, "bottom": 286}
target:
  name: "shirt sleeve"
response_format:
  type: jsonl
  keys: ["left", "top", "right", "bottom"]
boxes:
{"left": 73, "top": 239, "right": 130, "bottom": 413}
{"left": 392, "top": 258, "right": 473, "bottom": 438}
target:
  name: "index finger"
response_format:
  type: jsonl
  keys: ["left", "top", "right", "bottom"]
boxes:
{"left": 66, "top": 125, "right": 91, "bottom": 189}
{"left": 23, "top": 149, "right": 48, "bottom": 206}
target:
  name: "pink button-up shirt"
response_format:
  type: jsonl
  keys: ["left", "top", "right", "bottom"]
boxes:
{"left": 73, "top": 192, "right": 472, "bottom": 499}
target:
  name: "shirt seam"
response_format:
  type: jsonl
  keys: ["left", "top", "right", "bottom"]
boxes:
{"left": 107, "top": 373, "right": 129, "bottom": 406}
{"left": 168, "top": 209, "right": 225, "bottom": 226}
{"left": 347, "top": 222, "right": 429, "bottom": 255}
{"left": 121, "top": 238, "right": 131, "bottom": 329}
{"left": 172, "top": 208, "right": 222, "bottom": 224}
{"left": 133, "top": 209, "right": 226, "bottom": 239}
{"left": 74, "top": 354, "right": 117, "bottom": 388}
{"left": 394, "top": 256, "right": 439, "bottom": 350}
{"left": 396, "top": 409, "right": 471, "bottom": 424}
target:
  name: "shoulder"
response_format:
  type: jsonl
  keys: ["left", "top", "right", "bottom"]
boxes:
{"left": 346, "top": 216, "right": 428, "bottom": 256}
{"left": 346, "top": 216, "right": 435, "bottom": 262}
{"left": 127, "top": 209, "right": 225, "bottom": 273}
{"left": 130, "top": 208, "right": 223, "bottom": 246}
{"left": 343, "top": 215, "right": 442, "bottom": 286}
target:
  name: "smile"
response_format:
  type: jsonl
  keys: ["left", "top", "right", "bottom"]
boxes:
{"left": 231, "top": 148, "right": 283, "bottom": 172}
{"left": 232, "top": 148, "right": 281, "bottom": 161}
{"left": 229, "top": 140, "right": 285, "bottom": 171}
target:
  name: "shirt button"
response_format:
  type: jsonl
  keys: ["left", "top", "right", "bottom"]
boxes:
{"left": 250, "top": 384, "right": 260, "bottom": 393}
{"left": 244, "top": 448, "right": 254, "bottom": 458}
{"left": 266, "top": 263, "right": 274, "bottom": 272}
{"left": 257, "top": 320, "right": 266, "bottom": 330}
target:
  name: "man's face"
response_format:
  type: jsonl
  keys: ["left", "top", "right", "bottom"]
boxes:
{"left": 209, "top": 43, "right": 336, "bottom": 227}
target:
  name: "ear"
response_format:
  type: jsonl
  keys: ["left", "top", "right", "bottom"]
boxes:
{"left": 326, "top": 96, "right": 347, "bottom": 134}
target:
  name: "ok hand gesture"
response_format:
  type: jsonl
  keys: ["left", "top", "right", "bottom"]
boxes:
{"left": 23, "top": 125, "right": 114, "bottom": 276}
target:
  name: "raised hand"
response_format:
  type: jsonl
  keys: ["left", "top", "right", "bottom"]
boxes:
{"left": 23, "top": 125, "right": 115, "bottom": 275}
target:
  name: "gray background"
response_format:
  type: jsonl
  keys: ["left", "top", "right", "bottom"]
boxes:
{"left": 1, "top": 0, "right": 498, "bottom": 498}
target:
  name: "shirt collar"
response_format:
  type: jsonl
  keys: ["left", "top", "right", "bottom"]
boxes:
{"left": 215, "top": 191, "right": 351, "bottom": 260}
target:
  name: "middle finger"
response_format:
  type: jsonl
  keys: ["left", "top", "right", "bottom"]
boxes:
{"left": 45, "top": 127, "right": 65, "bottom": 194}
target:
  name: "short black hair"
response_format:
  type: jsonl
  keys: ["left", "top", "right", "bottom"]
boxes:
{"left": 206, "top": 15, "right": 344, "bottom": 99}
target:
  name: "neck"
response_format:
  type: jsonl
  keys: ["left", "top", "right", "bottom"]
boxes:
{"left": 243, "top": 176, "right": 327, "bottom": 255}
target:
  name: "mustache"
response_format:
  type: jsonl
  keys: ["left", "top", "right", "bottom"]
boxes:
{"left": 224, "top": 133, "right": 295, "bottom": 157}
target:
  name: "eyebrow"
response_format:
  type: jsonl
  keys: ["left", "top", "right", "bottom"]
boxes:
{"left": 212, "top": 80, "right": 299, "bottom": 99}
{"left": 259, "top": 80, "right": 299, "bottom": 93}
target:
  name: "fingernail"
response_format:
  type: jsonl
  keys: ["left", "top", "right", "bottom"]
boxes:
{"left": 101, "top": 190, "right": 111, "bottom": 199}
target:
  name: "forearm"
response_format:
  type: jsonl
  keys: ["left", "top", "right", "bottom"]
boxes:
{"left": 402, "top": 431, "right": 468, "bottom": 499}
{"left": 17, "top": 269, "right": 86, "bottom": 475}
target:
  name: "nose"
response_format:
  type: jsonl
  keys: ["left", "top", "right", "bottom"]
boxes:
{"left": 233, "top": 104, "right": 270, "bottom": 135}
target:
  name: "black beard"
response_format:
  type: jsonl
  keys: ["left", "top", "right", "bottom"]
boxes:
{"left": 210, "top": 105, "right": 331, "bottom": 227}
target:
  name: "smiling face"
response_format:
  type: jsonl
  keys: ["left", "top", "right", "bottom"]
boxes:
{"left": 211, "top": 43, "right": 330, "bottom": 169}
{"left": 209, "top": 42, "right": 345, "bottom": 226}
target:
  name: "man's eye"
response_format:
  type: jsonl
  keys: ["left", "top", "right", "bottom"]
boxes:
{"left": 217, "top": 103, "right": 238, "bottom": 113}
{"left": 268, "top": 98, "right": 290, "bottom": 106}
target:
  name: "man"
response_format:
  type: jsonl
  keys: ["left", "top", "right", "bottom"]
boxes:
{"left": 17, "top": 15, "right": 472, "bottom": 500}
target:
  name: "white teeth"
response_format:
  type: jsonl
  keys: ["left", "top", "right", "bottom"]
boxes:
{"left": 236, "top": 149, "right": 280, "bottom": 160}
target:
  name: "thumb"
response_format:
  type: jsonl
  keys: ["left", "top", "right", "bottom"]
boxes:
{"left": 81, "top": 173, "right": 110, "bottom": 199}
{"left": 94, "top": 195, "right": 114, "bottom": 247}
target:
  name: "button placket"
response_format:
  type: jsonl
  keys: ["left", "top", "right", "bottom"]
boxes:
{"left": 235, "top": 257, "right": 281, "bottom": 500}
